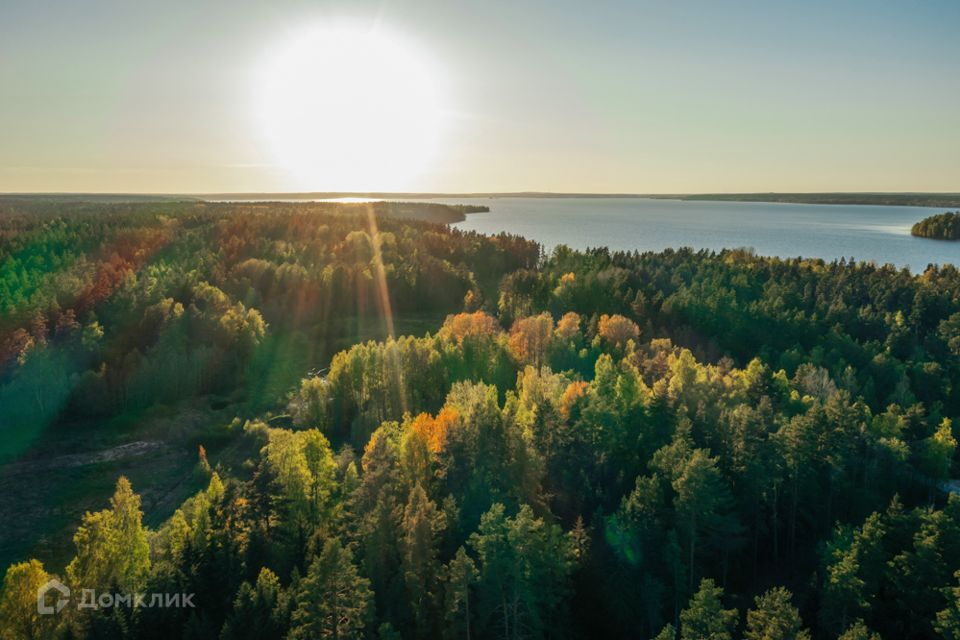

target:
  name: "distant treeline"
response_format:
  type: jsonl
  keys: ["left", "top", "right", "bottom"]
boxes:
{"left": 216, "top": 201, "right": 488, "bottom": 224}
{"left": 0, "top": 198, "right": 486, "bottom": 224}
{"left": 912, "top": 212, "right": 960, "bottom": 240}
{"left": 655, "top": 192, "right": 960, "bottom": 208}
{"left": 12, "top": 190, "right": 960, "bottom": 208}
{"left": 0, "top": 194, "right": 201, "bottom": 204}
{"left": 196, "top": 191, "right": 645, "bottom": 200}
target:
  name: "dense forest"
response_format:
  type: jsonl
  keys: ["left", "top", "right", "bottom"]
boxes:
{"left": 2, "top": 200, "right": 960, "bottom": 639}
{"left": 912, "top": 213, "right": 960, "bottom": 240}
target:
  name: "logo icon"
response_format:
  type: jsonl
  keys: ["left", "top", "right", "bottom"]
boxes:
{"left": 37, "top": 579, "right": 70, "bottom": 615}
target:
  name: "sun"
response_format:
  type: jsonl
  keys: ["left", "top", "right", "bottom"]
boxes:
{"left": 256, "top": 25, "right": 443, "bottom": 191}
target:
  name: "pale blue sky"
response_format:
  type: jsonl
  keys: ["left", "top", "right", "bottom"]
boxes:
{"left": 1, "top": 0, "right": 958, "bottom": 193}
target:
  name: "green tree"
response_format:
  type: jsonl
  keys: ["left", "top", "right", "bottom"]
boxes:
{"left": 820, "top": 528, "right": 866, "bottom": 634}
{"left": 919, "top": 418, "right": 956, "bottom": 483}
{"left": 679, "top": 578, "right": 738, "bottom": 640}
{"left": 936, "top": 570, "right": 960, "bottom": 640}
{"left": 888, "top": 506, "right": 959, "bottom": 637}
{"left": 469, "top": 503, "right": 575, "bottom": 639}
{"left": 939, "top": 312, "right": 960, "bottom": 358}
{"left": 289, "top": 376, "right": 331, "bottom": 432}
{"left": 263, "top": 428, "right": 338, "bottom": 561}
{"left": 744, "top": 587, "right": 810, "bottom": 640}
{"left": 673, "top": 450, "right": 740, "bottom": 589}
{"left": 444, "top": 547, "right": 479, "bottom": 640}
{"left": 220, "top": 567, "right": 291, "bottom": 640}
{"left": 400, "top": 484, "right": 445, "bottom": 636}
{"left": 653, "top": 623, "right": 676, "bottom": 640}
{"left": 773, "top": 413, "right": 817, "bottom": 559}
{"left": 837, "top": 619, "right": 881, "bottom": 640}
{"left": 290, "top": 537, "right": 373, "bottom": 640}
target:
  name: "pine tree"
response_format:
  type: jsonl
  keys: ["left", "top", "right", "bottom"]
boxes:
{"left": 653, "top": 624, "right": 676, "bottom": 640}
{"left": 679, "top": 578, "right": 738, "bottom": 640}
{"left": 936, "top": 570, "right": 960, "bottom": 640}
{"left": 444, "top": 547, "right": 479, "bottom": 640}
{"left": 919, "top": 418, "right": 956, "bottom": 483}
{"left": 400, "top": 484, "right": 445, "bottom": 636}
{"left": 773, "top": 414, "right": 817, "bottom": 559}
{"left": 837, "top": 619, "right": 881, "bottom": 640}
{"left": 220, "top": 567, "right": 291, "bottom": 640}
{"left": 469, "top": 503, "right": 576, "bottom": 639}
{"left": 887, "top": 507, "right": 958, "bottom": 636}
{"left": 290, "top": 537, "right": 372, "bottom": 640}
{"left": 744, "top": 587, "right": 810, "bottom": 640}
{"left": 819, "top": 528, "right": 866, "bottom": 634}
{"left": 672, "top": 450, "right": 740, "bottom": 589}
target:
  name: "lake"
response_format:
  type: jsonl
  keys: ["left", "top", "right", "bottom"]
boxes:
{"left": 432, "top": 197, "right": 959, "bottom": 274}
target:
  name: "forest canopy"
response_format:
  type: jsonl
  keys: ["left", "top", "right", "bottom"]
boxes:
{"left": 1, "top": 200, "right": 960, "bottom": 639}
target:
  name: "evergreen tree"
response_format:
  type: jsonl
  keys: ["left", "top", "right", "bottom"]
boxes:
{"left": 653, "top": 623, "right": 676, "bottom": 640}
{"left": 936, "top": 570, "right": 960, "bottom": 640}
{"left": 469, "top": 503, "right": 576, "bottom": 639}
{"left": 290, "top": 537, "right": 372, "bottom": 640}
{"left": 220, "top": 568, "right": 291, "bottom": 640}
{"left": 820, "top": 528, "right": 866, "bottom": 634}
{"left": 444, "top": 547, "right": 479, "bottom": 640}
{"left": 672, "top": 450, "right": 740, "bottom": 588}
{"left": 678, "top": 578, "right": 738, "bottom": 640}
{"left": 400, "top": 484, "right": 445, "bottom": 636}
{"left": 837, "top": 619, "right": 881, "bottom": 640}
{"left": 744, "top": 587, "right": 810, "bottom": 640}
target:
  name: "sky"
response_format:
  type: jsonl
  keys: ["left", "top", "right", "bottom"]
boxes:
{"left": 1, "top": 0, "right": 959, "bottom": 194}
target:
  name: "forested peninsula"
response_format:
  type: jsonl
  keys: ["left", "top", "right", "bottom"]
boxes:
{"left": 1, "top": 200, "right": 960, "bottom": 639}
{"left": 912, "top": 212, "right": 960, "bottom": 240}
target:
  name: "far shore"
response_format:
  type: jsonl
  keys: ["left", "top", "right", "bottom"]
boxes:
{"left": 2, "top": 191, "right": 960, "bottom": 208}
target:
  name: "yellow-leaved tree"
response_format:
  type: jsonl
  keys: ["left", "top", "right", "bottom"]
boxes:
{"left": 66, "top": 476, "right": 150, "bottom": 594}
{"left": 0, "top": 559, "right": 58, "bottom": 640}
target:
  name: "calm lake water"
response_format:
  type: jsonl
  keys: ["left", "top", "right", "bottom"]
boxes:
{"left": 433, "top": 197, "right": 959, "bottom": 274}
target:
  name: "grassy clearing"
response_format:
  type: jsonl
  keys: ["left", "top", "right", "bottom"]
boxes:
{"left": 0, "top": 312, "right": 448, "bottom": 571}
{"left": 0, "top": 402, "right": 241, "bottom": 571}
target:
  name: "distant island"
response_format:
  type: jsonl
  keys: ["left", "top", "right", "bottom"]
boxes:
{"left": 911, "top": 211, "right": 960, "bottom": 240}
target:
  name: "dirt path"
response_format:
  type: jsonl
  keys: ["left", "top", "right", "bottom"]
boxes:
{"left": 2, "top": 441, "right": 168, "bottom": 476}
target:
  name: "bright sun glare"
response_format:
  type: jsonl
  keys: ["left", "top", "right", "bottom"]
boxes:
{"left": 257, "top": 26, "right": 443, "bottom": 191}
